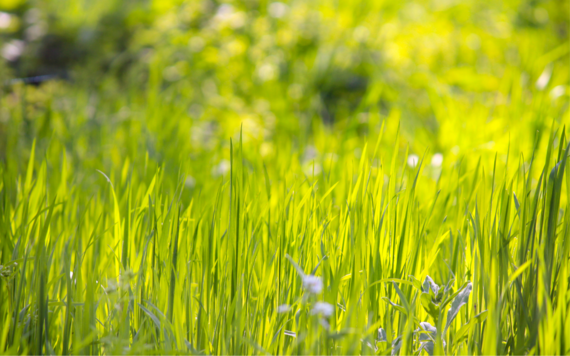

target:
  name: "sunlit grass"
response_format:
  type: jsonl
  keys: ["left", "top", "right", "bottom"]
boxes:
{"left": 0, "top": 0, "right": 569, "bottom": 355}
{"left": 0, "top": 120, "right": 568, "bottom": 354}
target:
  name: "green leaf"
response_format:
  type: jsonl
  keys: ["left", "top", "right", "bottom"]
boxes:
{"left": 139, "top": 303, "right": 161, "bottom": 329}
{"left": 445, "top": 282, "right": 472, "bottom": 332}
{"left": 421, "top": 293, "right": 440, "bottom": 323}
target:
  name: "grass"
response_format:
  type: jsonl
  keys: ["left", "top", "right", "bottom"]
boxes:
{"left": 0, "top": 120, "right": 568, "bottom": 354}
{"left": 0, "top": 0, "right": 569, "bottom": 355}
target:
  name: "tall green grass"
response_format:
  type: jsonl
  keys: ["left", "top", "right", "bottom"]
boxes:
{"left": 1, "top": 0, "right": 568, "bottom": 354}
{"left": 0, "top": 121, "right": 568, "bottom": 354}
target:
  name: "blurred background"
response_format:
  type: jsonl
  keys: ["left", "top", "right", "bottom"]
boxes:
{"left": 0, "top": 0, "right": 568, "bottom": 188}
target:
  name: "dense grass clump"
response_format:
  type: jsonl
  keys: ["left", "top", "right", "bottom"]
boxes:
{"left": 0, "top": 0, "right": 569, "bottom": 355}
{"left": 0, "top": 122, "right": 569, "bottom": 354}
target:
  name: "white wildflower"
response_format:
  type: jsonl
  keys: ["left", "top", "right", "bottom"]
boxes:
{"left": 2, "top": 40, "right": 24, "bottom": 62}
{"left": 303, "top": 275, "right": 323, "bottom": 294}
{"left": 268, "top": 2, "right": 288, "bottom": 18}
{"left": 213, "top": 160, "right": 230, "bottom": 176}
{"left": 550, "top": 85, "right": 565, "bottom": 100}
{"left": 215, "top": 4, "right": 234, "bottom": 21}
{"left": 303, "top": 145, "right": 318, "bottom": 163}
{"left": 407, "top": 154, "right": 419, "bottom": 168}
{"left": 431, "top": 153, "right": 443, "bottom": 167}
{"left": 257, "top": 63, "right": 277, "bottom": 81}
{"left": 0, "top": 12, "right": 12, "bottom": 29}
{"left": 536, "top": 66, "right": 551, "bottom": 90}
{"left": 311, "top": 302, "right": 334, "bottom": 317}
{"left": 277, "top": 304, "right": 291, "bottom": 313}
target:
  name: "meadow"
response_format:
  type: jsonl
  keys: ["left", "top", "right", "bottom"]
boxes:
{"left": 0, "top": 0, "right": 569, "bottom": 355}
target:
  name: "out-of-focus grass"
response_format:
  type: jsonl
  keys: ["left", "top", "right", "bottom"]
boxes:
{"left": 0, "top": 0, "right": 569, "bottom": 355}
{"left": 1, "top": 0, "right": 568, "bottom": 158}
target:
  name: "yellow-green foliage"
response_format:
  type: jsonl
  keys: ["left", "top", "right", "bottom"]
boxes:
{"left": 0, "top": 0, "right": 569, "bottom": 355}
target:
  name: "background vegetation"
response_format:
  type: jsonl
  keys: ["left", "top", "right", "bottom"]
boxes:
{"left": 0, "top": 0, "right": 568, "bottom": 354}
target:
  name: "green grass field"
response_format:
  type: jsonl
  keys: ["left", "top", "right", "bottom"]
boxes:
{"left": 0, "top": 0, "right": 569, "bottom": 355}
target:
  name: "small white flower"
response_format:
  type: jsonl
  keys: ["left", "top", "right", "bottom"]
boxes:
{"left": 212, "top": 160, "right": 230, "bottom": 176}
{"left": 2, "top": 40, "right": 24, "bottom": 62}
{"left": 407, "top": 154, "right": 419, "bottom": 168}
{"left": 311, "top": 302, "right": 334, "bottom": 317}
{"left": 536, "top": 66, "right": 551, "bottom": 90}
{"left": 431, "top": 153, "right": 443, "bottom": 167}
{"left": 185, "top": 176, "right": 196, "bottom": 188}
{"left": 550, "top": 85, "right": 565, "bottom": 100}
{"left": 319, "top": 317, "right": 330, "bottom": 330}
{"left": 268, "top": 2, "right": 288, "bottom": 18}
{"left": 277, "top": 304, "right": 291, "bottom": 313}
{"left": 303, "top": 275, "right": 323, "bottom": 294}
{"left": 0, "top": 12, "right": 12, "bottom": 29}
{"left": 257, "top": 63, "right": 277, "bottom": 81}
{"left": 215, "top": 4, "right": 234, "bottom": 20}
{"left": 303, "top": 145, "right": 318, "bottom": 163}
